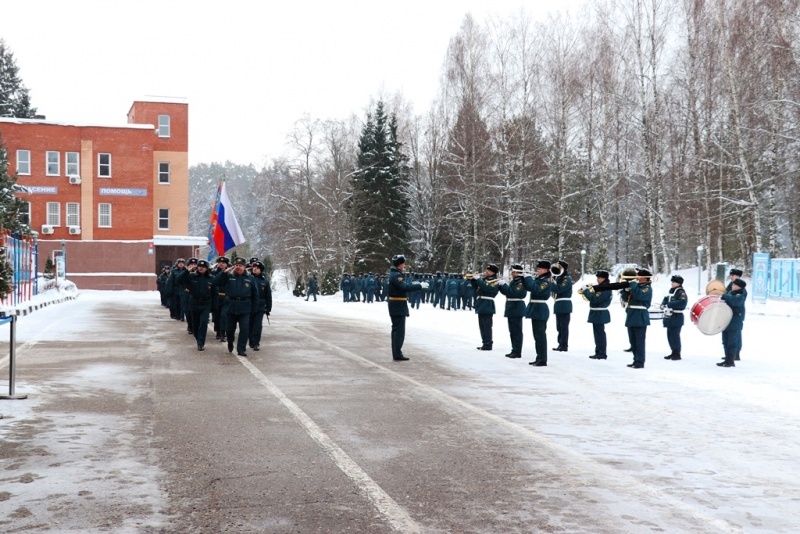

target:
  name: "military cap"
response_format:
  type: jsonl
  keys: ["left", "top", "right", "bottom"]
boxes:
{"left": 536, "top": 260, "right": 551, "bottom": 270}
{"left": 671, "top": 274, "right": 684, "bottom": 284}
{"left": 233, "top": 257, "right": 247, "bottom": 266}
{"left": 486, "top": 264, "right": 499, "bottom": 274}
{"left": 732, "top": 278, "right": 746, "bottom": 289}
{"left": 730, "top": 268, "right": 743, "bottom": 277}
{"left": 187, "top": 257, "right": 198, "bottom": 265}
{"left": 216, "top": 256, "right": 230, "bottom": 264}
{"left": 510, "top": 264, "right": 524, "bottom": 273}
{"left": 557, "top": 260, "right": 569, "bottom": 271}
{"left": 595, "top": 270, "right": 610, "bottom": 279}
{"left": 636, "top": 268, "right": 652, "bottom": 277}
{"left": 197, "top": 260, "right": 209, "bottom": 269}
{"left": 252, "top": 261, "right": 265, "bottom": 271}
{"left": 176, "top": 258, "right": 186, "bottom": 264}
{"left": 391, "top": 254, "right": 406, "bottom": 267}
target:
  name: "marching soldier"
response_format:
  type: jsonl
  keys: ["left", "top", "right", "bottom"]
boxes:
{"left": 211, "top": 257, "right": 231, "bottom": 342}
{"left": 471, "top": 264, "right": 500, "bottom": 350}
{"left": 623, "top": 268, "right": 653, "bottom": 369}
{"left": 583, "top": 270, "right": 612, "bottom": 360}
{"left": 551, "top": 260, "right": 573, "bottom": 352}
{"left": 662, "top": 274, "right": 688, "bottom": 361}
{"left": 183, "top": 258, "right": 198, "bottom": 334}
{"left": 524, "top": 261, "right": 554, "bottom": 367}
{"left": 498, "top": 264, "right": 527, "bottom": 358}
{"left": 214, "top": 257, "right": 257, "bottom": 357}
{"left": 249, "top": 261, "right": 272, "bottom": 351}
{"left": 175, "top": 259, "right": 218, "bottom": 351}
{"left": 166, "top": 258, "right": 187, "bottom": 321}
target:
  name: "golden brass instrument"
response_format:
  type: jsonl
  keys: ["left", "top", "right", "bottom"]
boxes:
{"left": 577, "top": 284, "right": 595, "bottom": 302}
{"left": 464, "top": 272, "right": 481, "bottom": 280}
{"left": 617, "top": 267, "right": 657, "bottom": 282}
{"left": 706, "top": 279, "right": 726, "bottom": 295}
{"left": 550, "top": 263, "right": 564, "bottom": 277}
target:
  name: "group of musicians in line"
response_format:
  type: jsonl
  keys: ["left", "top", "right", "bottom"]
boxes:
{"left": 387, "top": 255, "right": 746, "bottom": 369}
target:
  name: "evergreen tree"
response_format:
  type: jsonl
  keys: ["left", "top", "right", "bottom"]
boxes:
{"left": 0, "top": 39, "right": 38, "bottom": 119}
{"left": 43, "top": 257, "right": 55, "bottom": 280}
{"left": 0, "top": 134, "right": 30, "bottom": 234}
{"left": 349, "top": 101, "right": 410, "bottom": 273}
{"left": 0, "top": 246, "right": 12, "bottom": 300}
{"left": 321, "top": 268, "right": 338, "bottom": 295}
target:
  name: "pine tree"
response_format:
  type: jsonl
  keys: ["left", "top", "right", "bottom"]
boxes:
{"left": 349, "top": 101, "right": 410, "bottom": 273}
{"left": 0, "top": 133, "right": 30, "bottom": 233}
{"left": 0, "top": 39, "right": 38, "bottom": 119}
{"left": 321, "top": 268, "right": 338, "bottom": 295}
{"left": 0, "top": 246, "right": 12, "bottom": 300}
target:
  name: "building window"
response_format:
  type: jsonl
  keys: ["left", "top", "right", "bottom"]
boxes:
{"left": 158, "top": 162, "right": 170, "bottom": 184}
{"left": 158, "top": 208, "right": 170, "bottom": 230}
{"left": 66, "top": 202, "right": 80, "bottom": 227}
{"left": 98, "top": 203, "right": 112, "bottom": 227}
{"left": 47, "top": 202, "right": 61, "bottom": 226}
{"left": 17, "top": 150, "right": 31, "bottom": 175}
{"left": 158, "top": 115, "right": 170, "bottom": 137}
{"left": 46, "top": 151, "right": 60, "bottom": 176}
{"left": 98, "top": 153, "right": 111, "bottom": 177}
{"left": 66, "top": 152, "right": 80, "bottom": 176}
{"left": 19, "top": 202, "right": 31, "bottom": 225}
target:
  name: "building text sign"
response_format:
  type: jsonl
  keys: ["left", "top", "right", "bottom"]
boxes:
{"left": 26, "top": 186, "right": 58, "bottom": 194}
{"left": 98, "top": 188, "right": 148, "bottom": 197}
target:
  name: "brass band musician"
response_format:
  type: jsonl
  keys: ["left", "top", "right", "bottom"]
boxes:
{"left": 551, "top": 260, "right": 573, "bottom": 352}
{"left": 580, "top": 270, "right": 612, "bottom": 360}
{"left": 471, "top": 264, "right": 500, "bottom": 351}
{"left": 623, "top": 268, "right": 653, "bottom": 369}
{"left": 523, "top": 261, "right": 555, "bottom": 367}
{"left": 498, "top": 264, "right": 527, "bottom": 359}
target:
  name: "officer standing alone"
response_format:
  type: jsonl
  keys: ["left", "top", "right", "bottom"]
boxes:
{"left": 387, "top": 255, "right": 428, "bottom": 361}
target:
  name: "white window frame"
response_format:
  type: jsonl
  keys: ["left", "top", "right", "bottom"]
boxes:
{"left": 98, "top": 203, "right": 112, "bottom": 228}
{"left": 98, "top": 153, "right": 111, "bottom": 177}
{"left": 157, "top": 115, "right": 170, "bottom": 137}
{"left": 66, "top": 152, "right": 80, "bottom": 177}
{"left": 46, "top": 151, "right": 60, "bottom": 176}
{"left": 46, "top": 202, "right": 61, "bottom": 226}
{"left": 17, "top": 150, "right": 31, "bottom": 175}
{"left": 19, "top": 201, "right": 31, "bottom": 225}
{"left": 66, "top": 202, "right": 80, "bottom": 227}
{"left": 158, "top": 208, "right": 170, "bottom": 230}
{"left": 158, "top": 161, "right": 170, "bottom": 184}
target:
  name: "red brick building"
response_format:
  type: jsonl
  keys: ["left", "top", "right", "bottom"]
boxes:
{"left": 0, "top": 99, "right": 205, "bottom": 290}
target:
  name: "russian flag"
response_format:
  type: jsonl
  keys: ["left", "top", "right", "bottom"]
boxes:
{"left": 210, "top": 182, "right": 246, "bottom": 257}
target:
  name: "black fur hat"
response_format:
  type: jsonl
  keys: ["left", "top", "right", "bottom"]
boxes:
{"left": 536, "top": 260, "right": 551, "bottom": 270}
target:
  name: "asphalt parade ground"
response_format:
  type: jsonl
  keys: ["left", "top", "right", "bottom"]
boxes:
{"left": 1, "top": 291, "right": 798, "bottom": 533}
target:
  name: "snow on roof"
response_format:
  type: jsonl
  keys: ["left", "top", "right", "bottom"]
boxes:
{"left": 0, "top": 117, "right": 153, "bottom": 130}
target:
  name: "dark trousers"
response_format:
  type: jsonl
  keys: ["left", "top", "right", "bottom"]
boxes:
{"left": 190, "top": 303, "right": 211, "bottom": 348}
{"left": 530, "top": 320, "right": 547, "bottom": 363}
{"left": 170, "top": 293, "right": 183, "bottom": 320}
{"left": 555, "top": 313, "right": 570, "bottom": 349}
{"left": 478, "top": 314, "right": 493, "bottom": 348}
{"left": 592, "top": 323, "right": 607, "bottom": 356}
{"left": 666, "top": 325, "right": 682, "bottom": 352}
{"left": 629, "top": 326, "right": 647, "bottom": 365}
{"left": 508, "top": 316, "right": 523, "bottom": 354}
{"left": 722, "top": 328, "right": 742, "bottom": 363}
{"left": 249, "top": 310, "right": 264, "bottom": 348}
{"left": 227, "top": 311, "right": 251, "bottom": 354}
{"left": 390, "top": 315, "right": 406, "bottom": 359}
{"left": 306, "top": 290, "right": 317, "bottom": 301}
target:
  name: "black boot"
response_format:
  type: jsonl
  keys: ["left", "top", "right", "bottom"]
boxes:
{"left": 670, "top": 352, "right": 681, "bottom": 360}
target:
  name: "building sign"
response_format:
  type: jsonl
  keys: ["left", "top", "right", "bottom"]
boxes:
{"left": 98, "top": 187, "right": 148, "bottom": 197}
{"left": 26, "top": 186, "right": 58, "bottom": 194}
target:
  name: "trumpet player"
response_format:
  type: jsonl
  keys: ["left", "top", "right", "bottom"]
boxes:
{"left": 624, "top": 268, "right": 653, "bottom": 369}
{"left": 661, "top": 275, "right": 688, "bottom": 361}
{"left": 470, "top": 264, "right": 500, "bottom": 351}
{"left": 551, "top": 260, "right": 573, "bottom": 352}
{"left": 498, "top": 264, "right": 528, "bottom": 359}
{"left": 523, "top": 260, "right": 555, "bottom": 367}
{"left": 581, "top": 270, "right": 612, "bottom": 360}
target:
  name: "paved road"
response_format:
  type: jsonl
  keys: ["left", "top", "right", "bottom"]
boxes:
{"left": 1, "top": 293, "right": 749, "bottom": 533}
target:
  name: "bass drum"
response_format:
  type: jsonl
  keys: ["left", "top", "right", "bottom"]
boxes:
{"left": 705, "top": 279, "right": 726, "bottom": 296}
{"left": 691, "top": 295, "right": 732, "bottom": 335}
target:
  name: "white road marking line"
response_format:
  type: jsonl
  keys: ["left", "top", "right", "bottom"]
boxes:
{"left": 294, "top": 326, "right": 738, "bottom": 534}
{"left": 237, "top": 356, "right": 421, "bottom": 534}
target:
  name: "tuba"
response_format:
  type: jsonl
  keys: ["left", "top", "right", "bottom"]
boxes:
{"left": 550, "top": 263, "right": 564, "bottom": 277}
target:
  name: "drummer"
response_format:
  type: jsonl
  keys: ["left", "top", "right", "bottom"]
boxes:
{"left": 662, "top": 275, "right": 688, "bottom": 361}
{"left": 719, "top": 278, "right": 747, "bottom": 368}
{"left": 725, "top": 268, "right": 745, "bottom": 361}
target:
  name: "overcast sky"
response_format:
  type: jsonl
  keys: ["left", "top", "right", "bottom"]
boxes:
{"left": 2, "top": 0, "right": 584, "bottom": 168}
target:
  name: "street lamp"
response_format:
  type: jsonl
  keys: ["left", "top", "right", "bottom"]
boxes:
{"left": 580, "top": 249, "right": 586, "bottom": 281}
{"left": 696, "top": 245, "right": 704, "bottom": 295}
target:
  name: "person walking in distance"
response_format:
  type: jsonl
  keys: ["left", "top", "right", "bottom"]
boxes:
{"left": 662, "top": 274, "right": 688, "bottom": 361}
{"left": 387, "top": 255, "right": 428, "bottom": 361}
{"left": 498, "top": 264, "right": 527, "bottom": 359}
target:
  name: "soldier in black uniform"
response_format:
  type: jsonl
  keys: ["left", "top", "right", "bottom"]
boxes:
{"left": 166, "top": 258, "right": 187, "bottom": 321}
{"left": 175, "top": 259, "right": 219, "bottom": 351}
{"left": 471, "top": 264, "right": 500, "bottom": 350}
{"left": 249, "top": 261, "right": 272, "bottom": 351}
{"left": 214, "top": 257, "right": 257, "bottom": 357}
{"left": 387, "top": 255, "right": 428, "bottom": 361}
{"left": 211, "top": 256, "right": 230, "bottom": 342}
{"left": 183, "top": 258, "right": 198, "bottom": 334}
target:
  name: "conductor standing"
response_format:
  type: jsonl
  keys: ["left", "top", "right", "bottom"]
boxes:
{"left": 387, "top": 255, "right": 428, "bottom": 361}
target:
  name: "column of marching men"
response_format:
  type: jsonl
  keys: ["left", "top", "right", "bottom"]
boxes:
{"left": 157, "top": 256, "right": 272, "bottom": 357}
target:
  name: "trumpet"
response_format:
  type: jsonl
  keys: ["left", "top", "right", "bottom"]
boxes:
{"left": 577, "top": 284, "right": 595, "bottom": 302}
{"left": 463, "top": 272, "right": 481, "bottom": 280}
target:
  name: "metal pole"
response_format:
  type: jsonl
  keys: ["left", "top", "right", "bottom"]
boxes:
{"left": 580, "top": 249, "right": 586, "bottom": 281}
{"left": 1, "top": 314, "right": 29, "bottom": 400}
{"left": 696, "top": 245, "right": 703, "bottom": 295}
